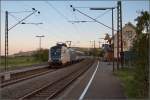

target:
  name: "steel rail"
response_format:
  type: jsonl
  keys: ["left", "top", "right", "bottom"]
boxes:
{"left": 19, "top": 60, "right": 94, "bottom": 100}
{"left": 1, "top": 69, "right": 56, "bottom": 88}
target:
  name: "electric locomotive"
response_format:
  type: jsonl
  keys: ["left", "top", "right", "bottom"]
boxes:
{"left": 48, "top": 43, "right": 84, "bottom": 66}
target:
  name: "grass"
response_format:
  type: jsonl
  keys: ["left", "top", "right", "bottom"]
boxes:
{"left": 0, "top": 56, "right": 44, "bottom": 71}
{"left": 114, "top": 67, "right": 138, "bottom": 98}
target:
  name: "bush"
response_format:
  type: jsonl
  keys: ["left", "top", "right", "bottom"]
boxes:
{"left": 33, "top": 49, "right": 49, "bottom": 62}
{"left": 131, "top": 34, "right": 149, "bottom": 98}
{"left": 115, "top": 11, "right": 149, "bottom": 98}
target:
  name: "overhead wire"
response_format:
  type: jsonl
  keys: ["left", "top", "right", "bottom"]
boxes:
{"left": 95, "top": 9, "right": 112, "bottom": 20}
{"left": 65, "top": 1, "right": 81, "bottom": 47}
{"left": 68, "top": 4, "right": 102, "bottom": 47}
{"left": 14, "top": 3, "right": 63, "bottom": 46}
{"left": 45, "top": 1, "right": 70, "bottom": 21}
{"left": 8, "top": 13, "right": 21, "bottom": 22}
{"left": 71, "top": 6, "right": 117, "bottom": 31}
{"left": 67, "top": 9, "right": 111, "bottom": 23}
{"left": 45, "top": 1, "right": 81, "bottom": 41}
{"left": 44, "top": 1, "right": 72, "bottom": 40}
{"left": 67, "top": 1, "right": 85, "bottom": 45}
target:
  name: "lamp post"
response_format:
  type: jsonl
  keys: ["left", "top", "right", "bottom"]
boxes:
{"left": 36, "top": 35, "right": 45, "bottom": 50}
{"left": 90, "top": 7, "right": 115, "bottom": 71}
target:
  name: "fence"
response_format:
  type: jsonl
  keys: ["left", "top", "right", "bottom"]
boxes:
{"left": 123, "top": 51, "right": 137, "bottom": 67}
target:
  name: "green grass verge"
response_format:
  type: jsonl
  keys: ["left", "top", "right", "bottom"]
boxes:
{"left": 0, "top": 56, "right": 44, "bottom": 70}
{"left": 114, "top": 68, "right": 138, "bottom": 98}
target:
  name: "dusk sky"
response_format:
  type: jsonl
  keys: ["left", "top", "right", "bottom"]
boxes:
{"left": 1, "top": 0, "right": 149, "bottom": 55}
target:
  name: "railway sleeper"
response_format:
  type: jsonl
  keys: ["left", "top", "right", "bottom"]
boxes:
{"left": 20, "top": 60, "right": 94, "bottom": 100}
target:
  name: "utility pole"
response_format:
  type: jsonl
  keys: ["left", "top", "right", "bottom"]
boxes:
{"left": 70, "top": 5, "right": 118, "bottom": 68}
{"left": 117, "top": 1, "right": 123, "bottom": 69}
{"left": 98, "top": 41, "right": 101, "bottom": 48}
{"left": 36, "top": 35, "right": 45, "bottom": 50}
{"left": 5, "top": 11, "right": 8, "bottom": 72}
{"left": 0, "top": 20, "right": 2, "bottom": 69}
{"left": 90, "top": 40, "right": 93, "bottom": 48}
{"left": 66, "top": 41, "right": 72, "bottom": 47}
{"left": 120, "top": 1, "right": 123, "bottom": 68}
{"left": 93, "top": 40, "right": 96, "bottom": 56}
{"left": 90, "top": 40, "right": 95, "bottom": 49}
{"left": 3, "top": 8, "right": 40, "bottom": 80}
{"left": 94, "top": 40, "right": 96, "bottom": 49}
{"left": 112, "top": 8, "right": 115, "bottom": 71}
{"left": 89, "top": 7, "right": 115, "bottom": 71}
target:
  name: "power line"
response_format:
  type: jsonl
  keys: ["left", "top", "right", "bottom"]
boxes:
{"left": 8, "top": 9, "right": 39, "bottom": 31}
{"left": 95, "top": 9, "right": 112, "bottom": 19}
{"left": 68, "top": 6, "right": 82, "bottom": 35}
{"left": 45, "top": 1, "right": 69, "bottom": 21}
{"left": 8, "top": 13, "right": 21, "bottom": 21}
{"left": 35, "top": 25, "right": 63, "bottom": 39}
{"left": 70, "top": 5, "right": 117, "bottom": 31}
{"left": 67, "top": 9, "right": 111, "bottom": 23}
{"left": 71, "top": 6, "right": 113, "bottom": 20}
{"left": 8, "top": 13, "right": 42, "bottom": 25}
{"left": 45, "top": 1, "right": 81, "bottom": 41}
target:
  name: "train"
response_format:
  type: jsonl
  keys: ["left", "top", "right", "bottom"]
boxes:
{"left": 48, "top": 43, "right": 85, "bottom": 66}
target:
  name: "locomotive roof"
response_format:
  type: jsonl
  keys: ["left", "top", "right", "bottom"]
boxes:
{"left": 56, "top": 43, "right": 67, "bottom": 47}
{"left": 51, "top": 44, "right": 67, "bottom": 49}
{"left": 68, "top": 48, "right": 84, "bottom": 54}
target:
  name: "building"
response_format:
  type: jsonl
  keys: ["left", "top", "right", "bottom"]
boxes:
{"left": 101, "top": 44, "right": 113, "bottom": 61}
{"left": 113, "top": 22, "right": 137, "bottom": 58}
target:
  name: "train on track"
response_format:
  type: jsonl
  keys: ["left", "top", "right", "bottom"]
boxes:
{"left": 48, "top": 43, "right": 85, "bottom": 66}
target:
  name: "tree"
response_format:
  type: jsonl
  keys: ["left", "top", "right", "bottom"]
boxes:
{"left": 131, "top": 11, "right": 149, "bottom": 98}
{"left": 104, "top": 33, "right": 111, "bottom": 44}
{"left": 135, "top": 11, "right": 150, "bottom": 34}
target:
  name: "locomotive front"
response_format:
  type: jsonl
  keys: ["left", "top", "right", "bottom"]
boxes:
{"left": 48, "top": 46, "right": 62, "bottom": 65}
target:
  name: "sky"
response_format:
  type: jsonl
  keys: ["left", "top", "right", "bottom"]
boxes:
{"left": 0, "top": 0, "right": 149, "bottom": 55}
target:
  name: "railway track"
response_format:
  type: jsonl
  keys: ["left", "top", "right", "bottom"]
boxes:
{"left": 19, "top": 60, "right": 94, "bottom": 100}
{"left": 0, "top": 67, "right": 57, "bottom": 88}
{"left": 0, "top": 61, "right": 84, "bottom": 88}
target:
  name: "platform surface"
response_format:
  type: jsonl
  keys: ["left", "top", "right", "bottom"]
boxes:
{"left": 57, "top": 61, "right": 126, "bottom": 99}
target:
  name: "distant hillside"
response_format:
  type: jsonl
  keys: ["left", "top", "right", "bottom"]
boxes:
{"left": 12, "top": 51, "right": 36, "bottom": 57}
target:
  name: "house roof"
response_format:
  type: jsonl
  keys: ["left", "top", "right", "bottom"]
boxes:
{"left": 123, "top": 22, "right": 136, "bottom": 30}
{"left": 111, "top": 22, "right": 136, "bottom": 40}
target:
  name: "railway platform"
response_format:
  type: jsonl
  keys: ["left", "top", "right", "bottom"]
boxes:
{"left": 0, "top": 63, "right": 48, "bottom": 75}
{"left": 57, "top": 61, "right": 126, "bottom": 99}
{"left": 0, "top": 63, "right": 48, "bottom": 80}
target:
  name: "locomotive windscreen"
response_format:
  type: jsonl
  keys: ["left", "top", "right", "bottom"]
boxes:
{"left": 50, "top": 46, "right": 61, "bottom": 58}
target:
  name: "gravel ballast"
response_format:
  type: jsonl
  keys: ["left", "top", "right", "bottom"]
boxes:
{"left": 0, "top": 59, "right": 94, "bottom": 99}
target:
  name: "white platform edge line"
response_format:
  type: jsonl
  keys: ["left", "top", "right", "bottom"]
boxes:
{"left": 79, "top": 61, "right": 99, "bottom": 100}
